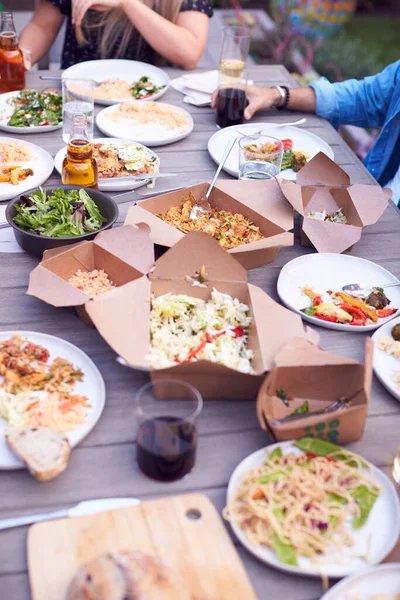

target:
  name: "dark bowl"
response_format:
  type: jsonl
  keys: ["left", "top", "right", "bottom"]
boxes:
{"left": 6, "top": 185, "right": 119, "bottom": 258}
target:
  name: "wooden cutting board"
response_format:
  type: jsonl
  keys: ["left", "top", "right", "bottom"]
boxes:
{"left": 28, "top": 493, "right": 258, "bottom": 600}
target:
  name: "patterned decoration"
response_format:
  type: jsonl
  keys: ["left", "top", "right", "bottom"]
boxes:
{"left": 270, "top": 0, "right": 357, "bottom": 37}
{"left": 303, "top": 418, "right": 341, "bottom": 440}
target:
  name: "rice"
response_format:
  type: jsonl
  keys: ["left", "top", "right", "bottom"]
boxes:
{"left": 0, "top": 141, "right": 33, "bottom": 167}
{"left": 94, "top": 80, "right": 133, "bottom": 100}
{"left": 68, "top": 269, "right": 116, "bottom": 297}
{"left": 107, "top": 101, "right": 189, "bottom": 132}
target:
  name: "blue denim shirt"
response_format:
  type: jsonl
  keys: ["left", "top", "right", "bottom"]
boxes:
{"left": 309, "top": 61, "right": 400, "bottom": 188}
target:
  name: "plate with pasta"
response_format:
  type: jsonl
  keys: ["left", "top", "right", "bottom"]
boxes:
{"left": 320, "top": 563, "right": 400, "bottom": 599}
{"left": 225, "top": 438, "right": 400, "bottom": 578}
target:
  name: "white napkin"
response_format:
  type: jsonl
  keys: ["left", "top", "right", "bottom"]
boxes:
{"left": 0, "top": 206, "right": 24, "bottom": 253}
{"left": 171, "top": 70, "right": 253, "bottom": 106}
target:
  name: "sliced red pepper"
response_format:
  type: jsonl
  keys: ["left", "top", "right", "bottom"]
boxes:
{"left": 316, "top": 314, "right": 338, "bottom": 323}
{"left": 185, "top": 338, "right": 207, "bottom": 362}
{"left": 205, "top": 330, "right": 225, "bottom": 343}
{"left": 305, "top": 452, "right": 317, "bottom": 459}
{"left": 339, "top": 304, "right": 366, "bottom": 320}
{"left": 377, "top": 308, "right": 397, "bottom": 318}
{"left": 41, "top": 121, "right": 49, "bottom": 126}
{"left": 313, "top": 296, "right": 323, "bottom": 306}
{"left": 231, "top": 326, "right": 244, "bottom": 338}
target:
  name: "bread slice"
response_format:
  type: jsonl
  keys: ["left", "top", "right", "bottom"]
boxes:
{"left": 5, "top": 426, "right": 70, "bottom": 481}
{"left": 67, "top": 551, "right": 175, "bottom": 600}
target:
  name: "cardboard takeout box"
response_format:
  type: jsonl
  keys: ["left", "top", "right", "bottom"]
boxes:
{"left": 124, "top": 179, "right": 294, "bottom": 270}
{"left": 27, "top": 225, "right": 154, "bottom": 327}
{"left": 256, "top": 337, "right": 373, "bottom": 444}
{"left": 278, "top": 152, "right": 390, "bottom": 254}
{"left": 86, "top": 231, "right": 316, "bottom": 400}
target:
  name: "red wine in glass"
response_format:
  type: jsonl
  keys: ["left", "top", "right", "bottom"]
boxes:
{"left": 136, "top": 416, "right": 197, "bottom": 482}
{"left": 216, "top": 87, "right": 247, "bottom": 128}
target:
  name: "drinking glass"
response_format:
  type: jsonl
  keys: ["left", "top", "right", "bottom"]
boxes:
{"left": 215, "top": 73, "right": 248, "bottom": 129}
{"left": 135, "top": 379, "right": 203, "bottom": 482}
{"left": 239, "top": 134, "right": 284, "bottom": 180}
{"left": 62, "top": 78, "right": 94, "bottom": 143}
{"left": 219, "top": 26, "right": 250, "bottom": 85}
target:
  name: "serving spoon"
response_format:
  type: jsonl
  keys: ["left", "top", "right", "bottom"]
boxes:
{"left": 342, "top": 281, "right": 400, "bottom": 298}
{"left": 189, "top": 136, "right": 237, "bottom": 220}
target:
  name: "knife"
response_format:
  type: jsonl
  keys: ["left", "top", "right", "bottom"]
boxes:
{"left": 0, "top": 497, "right": 140, "bottom": 531}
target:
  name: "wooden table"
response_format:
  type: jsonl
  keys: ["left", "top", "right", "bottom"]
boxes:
{"left": 1, "top": 65, "right": 399, "bottom": 600}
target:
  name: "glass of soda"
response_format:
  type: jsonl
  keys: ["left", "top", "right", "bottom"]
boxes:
{"left": 216, "top": 75, "right": 248, "bottom": 129}
{"left": 62, "top": 78, "right": 95, "bottom": 143}
{"left": 135, "top": 379, "right": 203, "bottom": 482}
{"left": 239, "top": 134, "right": 284, "bottom": 180}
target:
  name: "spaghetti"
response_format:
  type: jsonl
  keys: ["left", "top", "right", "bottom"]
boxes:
{"left": 224, "top": 441, "right": 381, "bottom": 567}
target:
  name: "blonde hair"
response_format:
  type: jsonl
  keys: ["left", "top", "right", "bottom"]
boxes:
{"left": 76, "top": 0, "right": 184, "bottom": 59}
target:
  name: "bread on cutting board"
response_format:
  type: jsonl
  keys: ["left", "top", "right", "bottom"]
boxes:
{"left": 5, "top": 425, "right": 70, "bottom": 481}
{"left": 67, "top": 551, "right": 174, "bottom": 600}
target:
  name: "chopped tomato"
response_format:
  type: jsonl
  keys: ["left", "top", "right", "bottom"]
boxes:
{"left": 231, "top": 326, "right": 244, "bottom": 338}
{"left": 305, "top": 452, "right": 317, "bottom": 459}
{"left": 313, "top": 296, "right": 323, "bottom": 306}
{"left": 316, "top": 314, "right": 338, "bottom": 323}
{"left": 41, "top": 121, "right": 49, "bottom": 126}
{"left": 377, "top": 308, "right": 397, "bottom": 318}
{"left": 281, "top": 138, "right": 293, "bottom": 150}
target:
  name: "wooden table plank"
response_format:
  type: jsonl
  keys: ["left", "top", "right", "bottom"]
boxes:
{"left": 0, "top": 64, "right": 399, "bottom": 600}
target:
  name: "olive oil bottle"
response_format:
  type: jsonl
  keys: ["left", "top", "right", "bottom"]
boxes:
{"left": 62, "top": 114, "right": 98, "bottom": 188}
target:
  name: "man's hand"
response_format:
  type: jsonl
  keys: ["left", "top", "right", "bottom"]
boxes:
{"left": 243, "top": 86, "right": 280, "bottom": 120}
{"left": 212, "top": 85, "right": 281, "bottom": 120}
{"left": 72, "top": 0, "right": 125, "bottom": 26}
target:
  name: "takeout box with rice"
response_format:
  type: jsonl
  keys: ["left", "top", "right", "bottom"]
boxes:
{"left": 124, "top": 179, "right": 294, "bottom": 270}
{"left": 257, "top": 337, "right": 372, "bottom": 444}
{"left": 85, "top": 231, "right": 317, "bottom": 400}
{"left": 26, "top": 225, "right": 154, "bottom": 327}
{"left": 278, "top": 153, "right": 390, "bottom": 254}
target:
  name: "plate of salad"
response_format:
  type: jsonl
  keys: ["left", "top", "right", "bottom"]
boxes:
{"left": 277, "top": 254, "right": 400, "bottom": 332}
{"left": 208, "top": 124, "right": 334, "bottom": 181}
{"left": 0, "top": 89, "right": 62, "bottom": 133}
{"left": 225, "top": 437, "right": 400, "bottom": 578}
{"left": 62, "top": 59, "right": 169, "bottom": 106}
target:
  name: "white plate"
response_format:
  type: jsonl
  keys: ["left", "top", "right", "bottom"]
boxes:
{"left": 54, "top": 138, "right": 160, "bottom": 192}
{"left": 0, "top": 136, "right": 54, "bottom": 202}
{"left": 0, "top": 331, "right": 105, "bottom": 470}
{"left": 227, "top": 441, "right": 400, "bottom": 579}
{"left": 0, "top": 90, "right": 62, "bottom": 134}
{"left": 96, "top": 102, "right": 193, "bottom": 147}
{"left": 320, "top": 563, "right": 400, "bottom": 599}
{"left": 62, "top": 59, "right": 170, "bottom": 106}
{"left": 372, "top": 316, "right": 400, "bottom": 402}
{"left": 208, "top": 123, "right": 334, "bottom": 180}
{"left": 277, "top": 254, "right": 400, "bottom": 332}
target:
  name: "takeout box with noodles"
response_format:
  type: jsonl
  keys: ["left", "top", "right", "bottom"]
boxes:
{"left": 85, "top": 231, "right": 317, "bottom": 400}
{"left": 257, "top": 337, "right": 373, "bottom": 444}
{"left": 278, "top": 152, "right": 390, "bottom": 254}
{"left": 26, "top": 225, "right": 154, "bottom": 327}
{"left": 124, "top": 179, "right": 294, "bottom": 270}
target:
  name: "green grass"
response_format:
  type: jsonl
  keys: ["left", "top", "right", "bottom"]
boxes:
{"left": 313, "top": 16, "right": 400, "bottom": 82}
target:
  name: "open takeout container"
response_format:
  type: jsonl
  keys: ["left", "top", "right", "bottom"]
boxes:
{"left": 26, "top": 224, "right": 154, "bottom": 327}
{"left": 85, "top": 231, "right": 317, "bottom": 400}
{"left": 124, "top": 179, "right": 294, "bottom": 270}
{"left": 256, "top": 337, "right": 373, "bottom": 443}
{"left": 278, "top": 153, "right": 390, "bottom": 254}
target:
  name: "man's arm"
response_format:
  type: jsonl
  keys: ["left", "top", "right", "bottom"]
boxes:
{"left": 19, "top": 0, "right": 64, "bottom": 67}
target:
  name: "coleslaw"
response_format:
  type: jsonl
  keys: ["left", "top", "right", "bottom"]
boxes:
{"left": 147, "top": 289, "right": 254, "bottom": 373}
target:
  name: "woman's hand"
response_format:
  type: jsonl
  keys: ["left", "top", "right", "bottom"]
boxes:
{"left": 72, "top": 0, "right": 125, "bottom": 26}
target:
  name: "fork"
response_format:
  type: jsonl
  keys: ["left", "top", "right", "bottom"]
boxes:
{"left": 235, "top": 117, "right": 307, "bottom": 138}
{"left": 270, "top": 397, "right": 352, "bottom": 426}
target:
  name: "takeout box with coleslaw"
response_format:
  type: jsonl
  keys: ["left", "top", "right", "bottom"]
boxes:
{"left": 26, "top": 225, "right": 154, "bottom": 327}
{"left": 278, "top": 153, "right": 390, "bottom": 254}
{"left": 124, "top": 179, "right": 294, "bottom": 270}
{"left": 85, "top": 231, "right": 317, "bottom": 400}
{"left": 257, "top": 337, "right": 372, "bottom": 443}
